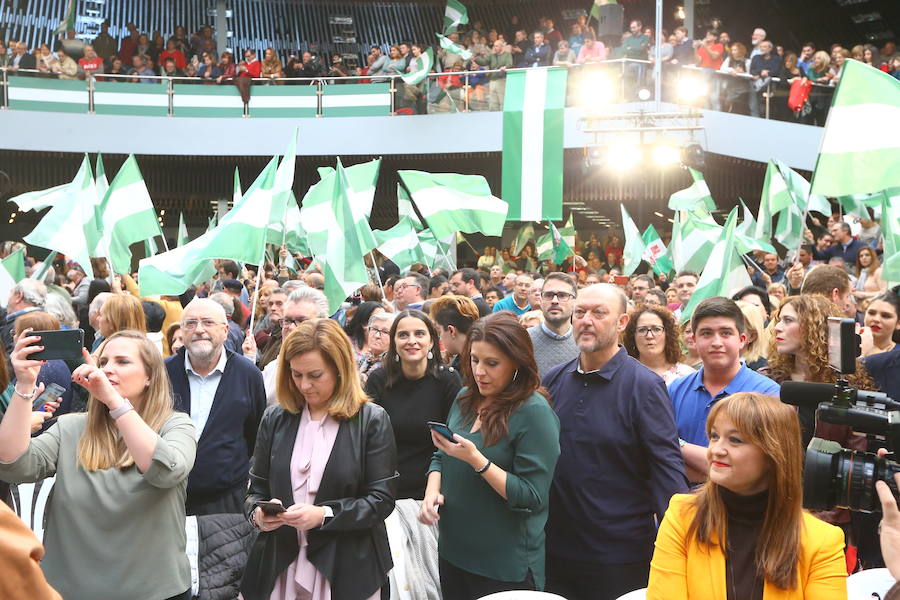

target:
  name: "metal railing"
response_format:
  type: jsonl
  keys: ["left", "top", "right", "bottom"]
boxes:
{"left": 0, "top": 59, "right": 836, "bottom": 123}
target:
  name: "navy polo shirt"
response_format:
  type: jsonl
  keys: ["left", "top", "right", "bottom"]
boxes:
{"left": 543, "top": 347, "right": 688, "bottom": 564}
{"left": 864, "top": 345, "right": 900, "bottom": 404}
{"left": 668, "top": 364, "right": 780, "bottom": 446}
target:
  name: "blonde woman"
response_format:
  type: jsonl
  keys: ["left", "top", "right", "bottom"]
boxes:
{"left": 0, "top": 330, "right": 196, "bottom": 600}
{"left": 96, "top": 293, "right": 147, "bottom": 342}
{"left": 735, "top": 300, "right": 769, "bottom": 372}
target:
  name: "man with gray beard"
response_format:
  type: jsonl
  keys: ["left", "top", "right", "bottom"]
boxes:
{"left": 165, "top": 299, "right": 266, "bottom": 515}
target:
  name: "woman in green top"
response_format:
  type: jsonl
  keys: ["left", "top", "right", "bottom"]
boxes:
{"left": 0, "top": 329, "right": 196, "bottom": 600}
{"left": 419, "top": 311, "right": 560, "bottom": 599}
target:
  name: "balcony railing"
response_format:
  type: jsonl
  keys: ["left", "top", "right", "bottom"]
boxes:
{"left": 0, "top": 60, "right": 835, "bottom": 124}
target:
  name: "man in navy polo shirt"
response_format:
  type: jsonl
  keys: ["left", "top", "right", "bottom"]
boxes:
{"left": 669, "top": 297, "right": 780, "bottom": 481}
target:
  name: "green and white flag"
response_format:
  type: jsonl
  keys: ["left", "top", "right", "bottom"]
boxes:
{"left": 0, "top": 247, "right": 26, "bottom": 308}
{"left": 418, "top": 229, "right": 456, "bottom": 271}
{"left": 8, "top": 183, "right": 69, "bottom": 213}
{"left": 95, "top": 155, "right": 163, "bottom": 274}
{"left": 95, "top": 154, "right": 109, "bottom": 202}
{"left": 838, "top": 192, "right": 879, "bottom": 220}
{"left": 138, "top": 154, "right": 289, "bottom": 296}
{"left": 510, "top": 223, "right": 534, "bottom": 256}
{"left": 398, "top": 185, "right": 424, "bottom": 230}
{"left": 232, "top": 167, "right": 242, "bottom": 206}
{"left": 641, "top": 225, "right": 673, "bottom": 276}
{"left": 548, "top": 220, "right": 573, "bottom": 265}
{"left": 734, "top": 198, "right": 777, "bottom": 255}
{"left": 880, "top": 188, "right": 900, "bottom": 283}
{"left": 443, "top": 0, "right": 469, "bottom": 34}
{"left": 206, "top": 213, "right": 218, "bottom": 233}
{"left": 535, "top": 231, "right": 553, "bottom": 261}
{"left": 620, "top": 204, "right": 644, "bottom": 276}
{"left": 30, "top": 252, "right": 57, "bottom": 282}
{"left": 23, "top": 155, "right": 101, "bottom": 279}
{"left": 374, "top": 217, "right": 428, "bottom": 273}
{"left": 316, "top": 158, "right": 381, "bottom": 219}
{"left": 143, "top": 237, "right": 158, "bottom": 258}
{"left": 398, "top": 170, "right": 508, "bottom": 239}
{"left": 681, "top": 208, "right": 752, "bottom": 322}
{"left": 268, "top": 192, "right": 309, "bottom": 257}
{"left": 668, "top": 168, "right": 715, "bottom": 212}
{"left": 670, "top": 208, "right": 721, "bottom": 274}
{"left": 502, "top": 67, "right": 567, "bottom": 221}
{"left": 177, "top": 213, "right": 189, "bottom": 247}
{"left": 401, "top": 48, "right": 434, "bottom": 85}
{"left": 559, "top": 213, "right": 576, "bottom": 249}
{"left": 810, "top": 59, "right": 900, "bottom": 197}
{"left": 436, "top": 34, "right": 473, "bottom": 60}
{"left": 52, "top": 0, "right": 77, "bottom": 35}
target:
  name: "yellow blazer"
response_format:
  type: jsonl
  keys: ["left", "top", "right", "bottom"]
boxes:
{"left": 648, "top": 493, "right": 848, "bottom": 600}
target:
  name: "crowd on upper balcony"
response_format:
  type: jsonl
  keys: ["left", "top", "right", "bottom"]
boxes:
{"left": 0, "top": 14, "right": 898, "bottom": 118}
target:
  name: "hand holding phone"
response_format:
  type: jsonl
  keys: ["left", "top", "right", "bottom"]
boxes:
{"left": 427, "top": 421, "right": 457, "bottom": 443}
{"left": 256, "top": 500, "right": 287, "bottom": 515}
{"left": 28, "top": 329, "right": 85, "bottom": 361}
{"left": 33, "top": 382, "right": 66, "bottom": 411}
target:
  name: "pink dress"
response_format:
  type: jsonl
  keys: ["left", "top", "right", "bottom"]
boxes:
{"left": 269, "top": 408, "right": 345, "bottom": 600}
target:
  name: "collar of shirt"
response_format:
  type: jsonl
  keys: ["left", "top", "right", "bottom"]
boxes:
{"left": 540, "top": 322, "right": 573, "bottom": 341}
{"left": 471, "top": 293, "right": 483, "bottom": 300}
{"left": 692, "top": 363, "right": 751, "bottom": 405}
{"left": 184, "top": 346, "right": 228, "bottom": 378}
{"left": 5, "top": 306, "right": 41, "bottom": 323}
{"left": 571, "top": 345, "right": 628, "bottom": 381}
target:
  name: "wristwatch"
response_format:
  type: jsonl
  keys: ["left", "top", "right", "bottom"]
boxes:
{"left": 109, "top": 398, "right": 134, "bottom": 420}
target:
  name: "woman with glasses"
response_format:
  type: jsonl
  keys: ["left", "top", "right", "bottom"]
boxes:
{"left": 365, "top": 309, "right": 461, "bottom": 501}
{"left": 622, "top": 305, "right": 694, "bottom": 385}
{"left": 357, "top": 311, "right": 396, "bottom": 385}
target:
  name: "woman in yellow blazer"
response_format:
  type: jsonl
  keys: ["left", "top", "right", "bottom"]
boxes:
{"left": 648, "top": 392, "right": 848, "bottom": 600}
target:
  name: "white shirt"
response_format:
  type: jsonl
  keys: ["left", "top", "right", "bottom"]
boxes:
{"left": 184, "top": 349, "right": 228, "bottom": 440}
{"left": 262, "top": 360, "right": 278, "bottom": 406}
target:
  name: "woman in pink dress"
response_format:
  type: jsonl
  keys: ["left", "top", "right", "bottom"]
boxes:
{"left": 241, "top": 318, "right": 397, "bottom": 600}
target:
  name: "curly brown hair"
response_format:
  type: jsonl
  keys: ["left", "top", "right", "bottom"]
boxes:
{"left": 622, "top": 304, "right": 682, "bottom": 365}
{"left": 766, "top": 295, "right": 875, "bottom": 388}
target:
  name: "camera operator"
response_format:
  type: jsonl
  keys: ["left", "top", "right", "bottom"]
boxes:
{"left": 876, "top": 453, "right": 900, "bottom": 599}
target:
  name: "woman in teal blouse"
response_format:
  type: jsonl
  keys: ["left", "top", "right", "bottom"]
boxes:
{"left": 419, "top": 312, "right": 560, "bottom": 599}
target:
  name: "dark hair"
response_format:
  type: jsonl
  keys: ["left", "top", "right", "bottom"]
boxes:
{"left": 87, "top": 278, "right": 112, "bottom": 304}
{"left": 478, "top": 272, "right": 490, "bottom": 290}
{"left": 484, "top": 286, "right": 504, "bottom": 299}
{"left": 140, "top": 300, "right": 166, "bottom": 333}
{"left": 385, "top": 273, "right": 401, "bottom": 288}
{"left": 165, "top": 322, "right": 181, "bottom": 352}
{"left": 647, "top": 289, "right": 667, "bottom": 304}
{"left": 459, "top": 312, "right": 549, "bottom": 447}
{"left": 428, "top": 275, "right": 448, "bottom": 295}
{"left": 632, "top": 274, "right": 655, "bottom": 288}
{"left": 222, "top": 279, "right": 243, "bottom": 292}
{"left": 622, "top": 304, "right": 683, "bottom": 364}
{"left": 343, "top": 301, "right": 383, "bottom": 349}
{"left": 383, "top": 309, "right": 443, "bottom": 388}
{"left": 542, "top": 272, "right": 577, "bottom": 294}
{"left": 459, "top": 268, "right": 480, "bottom": 287}
{"left": 869, "top": 292, "right": 900, "bottom": 344}
{"left": 431, "top": 295, "right": 480, "bottom": 335}
{"left": 219, "top": 260, "right": 240, "bottom": 279}
{"left": 732, "top": 285, "right": 772, "bottom": 316}
{"left": 676, "top": 270, "right": 699, "bottom": 281}
{"left": 692, "top": 297, "right": 745, "bottom": 333}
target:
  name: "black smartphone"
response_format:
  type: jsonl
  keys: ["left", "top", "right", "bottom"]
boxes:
{"left": 27, "top": 329, "right": 84, "bottom": 361}
{"left": 33, "top": 382, "right": 67, "bottom": 411}
{"left": 256, "top": 501, "right": 287, "bottom": 515}
{"left": 427, "top": 421, "right": 457, "bottom": 443}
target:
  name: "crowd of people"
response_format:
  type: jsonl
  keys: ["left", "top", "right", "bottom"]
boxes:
{"left": 2, "top": 13, "right": 898, "bottom": 117}
{"left": 0, "top": 186, "right": 899, "bottom": 600}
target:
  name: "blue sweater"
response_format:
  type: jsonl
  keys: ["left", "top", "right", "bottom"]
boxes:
{"left": 165, "top": 348, "right": 266, "bottom": 499}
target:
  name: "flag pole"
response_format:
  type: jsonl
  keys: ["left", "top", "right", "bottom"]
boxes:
{"left": 248, "top": 239, "right": 267, "bottom": 334}
{"left": 159, "top": 233, "right": 170, "bottom": 253}
{"left": 740, "top": 254, "right": 766, "bottom": 276}
{"left": 793, "top": 207, "right": 811, "bottom": 262}
{"left": 369, "top": 251, "right": 387, "bottom": 300}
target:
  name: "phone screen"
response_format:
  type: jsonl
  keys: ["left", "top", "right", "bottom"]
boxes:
{"left": 33, "top": 383, "right": 66, "bottom": 410}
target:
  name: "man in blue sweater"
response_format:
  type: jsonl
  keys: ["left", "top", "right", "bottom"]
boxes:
{"left": 748, "top": 40, "right": 782, "bottom": 117}
{"left": 165, "top": 298, "right": 266, "bottom": 516}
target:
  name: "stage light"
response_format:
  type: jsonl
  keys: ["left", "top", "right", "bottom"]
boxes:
{"left": 607, "top": 143, "right": 642, "bottom": 172}
{"left": 653, "top": 143, "right": 681, "bottom": 166}
{"left": 581, "top": 72, "right": 616, "bottom": 106}
{"left": 637, "top": 88, "right": 652, "bottom": 101}
{"left": 676, "top": 77, "right": 707, "bottom": 103}
{"left": 675, "top": 6, "right": 686, "bottom": 20}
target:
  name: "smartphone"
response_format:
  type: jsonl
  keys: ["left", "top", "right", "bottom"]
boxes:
{"left": 27, "top": 329, "right": 84, "bottom": 361}
{"left": 427, "top": 421, "right": 457, "bottom": 443}
{"left": 33, "top": 382, "right": 66, "bottom": 411}
{"left": 256, "top": 501, "right": 287, "bottom": 515}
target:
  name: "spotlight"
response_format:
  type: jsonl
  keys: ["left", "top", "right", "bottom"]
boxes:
{"left": 638, "top": 88, "right": 652, "bottom": 101}
{"left": 581, "top": 73, "right": 616, "bottom": 106}
{"left": 676, "top": 78, "right": 708, "bottom": 103}
{"left": 584, "top": 145, "right": 605, "bottom": 168}
{"left": 675, "top": 6, "right": 686, "bottom": 20}
{"left": 681, "top": 143, "right": 706, "bottom": 170}
{"left": 653, "top": 143, "right": 681, "bottom": 166}
{"left": 607, "top": 143, "right": 642, "bottom": 172}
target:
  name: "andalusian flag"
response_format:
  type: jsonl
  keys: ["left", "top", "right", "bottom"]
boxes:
{"left": 443, "top": 0, "right": 469, "bottom": 34}
{"left": 620, "top": 204, "right": 644, "bottom": 276}
{"left": 681, "top": 208, "right": 752, "bottom": 322}
{"left": 398, "top": 170, "right": 508, "bottom": 239}
{"left": 374, "top": 217, "right": 428, "bottom": 272}
{"left": 401, "top": 48, "right": 434, "bottom": 85}
{"left": 30, "top": 252, "right": 57, "bottom": 282}
{"left": 95, "top": 155, "right": 164, "bottom": 274}
{"left": 52, "top": 0, "right": 77, "bottom": 35}
{"left": 436, "top": 34, "right": 473, "bottom": 59}
{"left": 641, "top": 225, "right": 673, "bottom": 276}
{"left": 232, "top": 167, "right": 242, "bottom": 206}
{"left": 670, "top": 208, "right": 721, "bottom": 274}
{"left": 0, "top": 247, "right": 26, "bottom": 307}
{"left": 95, "top": 154, "right": 109, "bottom": 201}
{"left": 510, "top": 223, "right": 534, "bottom": 256}
{"left": 668, "top": 168, "right": 715, "bottom": 212}
{"left": 838, "top": 193, "right": 878, "bottom": 220}
{"left": 559, "top": 213, "right": 576, "bottom": 249}
{"left": 549, "top": 220, "right": 573, "bottom": 265}
{"left": 177, "top": 213, "right": 189, "bottom": 247}
{"left": 418, "top": 229, "right": 456, "bottom": 271}
{"left": 810, "top": 59, "right": 900, "bottom": 197}
{"left": 502, "top": 67, "right": 568, "bottom": 221}
{"left": 880, "top": 188, "right": 900, "bottom": 283}
{"left": 398, "top": 185, "right": 424, "bottom": 230}
{"left": 734, "top": 199, "right": 777, "bottom": 255}
{"left": 8, "top": 183, "right": 68, "bottom": 212}
{"left": 536, "top": 231, "right": 553, "bottom": 261}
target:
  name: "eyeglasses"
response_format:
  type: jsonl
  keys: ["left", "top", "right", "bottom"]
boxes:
{"left": 282, "top": 317, "right": 309, "bottom": 328}
{"left": 368, "top": 327, "right": 391, "bottom": 337}
{"left": 636, "top": 326, "right": 664, "bottom": 337}
{"left": 541, "top": 291, "right": 575, "bottom": 301}
{"left": 182, "top": 318, "right": 225, "bottom": 330}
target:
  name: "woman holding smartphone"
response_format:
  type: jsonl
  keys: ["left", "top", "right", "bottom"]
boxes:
{"left": 0, "top": 329, "right": 197, "bottom": 600}
{"left": 419, "top": 312, "right": 560, "bottom": 599}
{"left": 242, "top": 318, "right": 397, "bottom": 600}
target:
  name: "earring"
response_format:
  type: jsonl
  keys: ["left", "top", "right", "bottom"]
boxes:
{"left": 395, "top": 353, "right": 400, "bottom": 362}
{"left": 513, "top": 369, "right": 519, "bottom": 380}
{"left": 427, "top": 350, "right": 433, "bottom": 360}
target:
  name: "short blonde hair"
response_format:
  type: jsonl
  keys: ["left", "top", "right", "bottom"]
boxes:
{"left": 735, "top": 300, "right": 768, "bottom": 363}
{"left": 276, "top": 318, "right": 368, "bottom": 420}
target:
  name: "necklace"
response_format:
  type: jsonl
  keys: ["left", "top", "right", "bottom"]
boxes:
{"left": 874, "top": 341, "right": 896, "bottom": 353}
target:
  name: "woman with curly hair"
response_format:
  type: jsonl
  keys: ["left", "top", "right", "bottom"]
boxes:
{"left": 622, "top": 304, "right": 694, "bottom": 384}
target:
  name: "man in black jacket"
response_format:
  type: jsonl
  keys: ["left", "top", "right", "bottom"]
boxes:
{"left": 449, "top": 268, "right": 492, "bottom": 317}
{"left": 166, "top": 298, "right": 266, "bottom": 515}
{"left": 7, "top": 42, "right": 37, "bottom": 75}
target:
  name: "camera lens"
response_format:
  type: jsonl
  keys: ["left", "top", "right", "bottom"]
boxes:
{"left": 804, "top": 438, "right": 900, "bottom": 512}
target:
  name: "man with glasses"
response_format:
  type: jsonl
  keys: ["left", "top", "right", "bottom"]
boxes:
{"left": 629, "top": 274, "right": 655, "bottom": 305}
{"left": 529, "top": 273, "right": 580, "bottom": 378}
{"left": 394, "top": 273, "right": 427, "bottom": 311}
{"left": 492, "top": 273, "right": 534, "bottom": 316}
{"left": 165, "top": 299, "right": 266, "bottom": 515}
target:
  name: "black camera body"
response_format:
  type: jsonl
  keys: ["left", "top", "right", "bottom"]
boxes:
{"left": 780, "top": 317, "right": 900, "bottom": 513}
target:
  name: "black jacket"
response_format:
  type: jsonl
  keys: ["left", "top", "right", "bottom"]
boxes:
{"left": 241, "top": 402, "right": 397, "bottom": 600}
